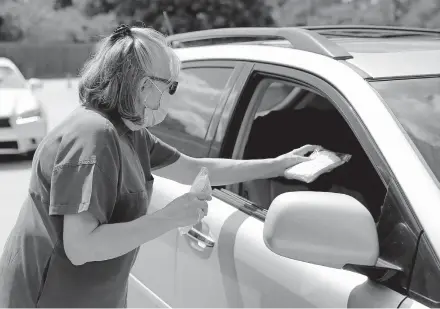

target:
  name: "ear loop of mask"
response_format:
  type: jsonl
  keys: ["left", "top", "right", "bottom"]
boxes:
{"left": 144, "top": 78, "right": 168, "bottom": 111}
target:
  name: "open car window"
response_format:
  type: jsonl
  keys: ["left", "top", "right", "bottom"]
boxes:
{"left": 238, "top": 79, "right": 387, "bottom": 221}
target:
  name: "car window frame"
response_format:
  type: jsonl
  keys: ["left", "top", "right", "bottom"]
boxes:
{"left": 205, "top": 61, "right": 255, "bottom": 158}
{"left": 219, "top": 63, "right": 391, "bottom": 197}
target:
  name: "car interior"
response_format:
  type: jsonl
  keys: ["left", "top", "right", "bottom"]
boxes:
{"left": 238, "top": 80, "right": 387, "bottom": 222}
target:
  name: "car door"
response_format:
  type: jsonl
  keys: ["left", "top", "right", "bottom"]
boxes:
{"left": 127, "top": 61, "right": 249, "bottom": 308}
{"left": 173, "top": 63, "right": 419, "bottom": 307}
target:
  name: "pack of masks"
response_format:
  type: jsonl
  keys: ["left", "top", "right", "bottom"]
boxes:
{"left": 284, "top": 148, "right": 351, "bottom": 183}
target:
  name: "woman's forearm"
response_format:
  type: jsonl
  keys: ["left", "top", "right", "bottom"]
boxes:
{"left": 75, "top": 212, "right": 175, "bottom": 265}
{"left": 196, "top": 157, "right": 284, "bottom": 187}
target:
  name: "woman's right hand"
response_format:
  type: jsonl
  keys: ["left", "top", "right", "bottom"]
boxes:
{"left": 158, "top": 192, "right": 210, "bottom": 228}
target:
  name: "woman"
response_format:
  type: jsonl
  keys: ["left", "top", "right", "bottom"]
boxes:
{"left": 0, "top": 24, "right": 317, "bottom": 308}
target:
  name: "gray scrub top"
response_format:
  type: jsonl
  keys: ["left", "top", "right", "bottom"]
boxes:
{"left": 0, "top": 106, "right": 180, "bottom": 308}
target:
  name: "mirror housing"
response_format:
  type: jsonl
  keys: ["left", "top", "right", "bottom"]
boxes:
{"left": 263, "top": 191, "right": 379, "bottom": 269}
{"left": 28, "top": 78, "right": 43, "bottom": 91}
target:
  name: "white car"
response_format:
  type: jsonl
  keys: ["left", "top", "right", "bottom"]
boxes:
{"left": 127, "top": 26, "right": 440, "bottom": 308}
{"left": 0, "top": 57, "right": 47, "bottom": 156}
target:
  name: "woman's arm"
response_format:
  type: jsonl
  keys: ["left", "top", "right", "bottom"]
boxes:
{"left": 153, "top": 155, "right": 284, "bottom": 186}
{"left": 153, "top": 145, "right": 318, "bottom": 186}
{"left": 64, "top": 211, "right": 174, "bottom": 266}
{"left": 63, "top": 192, "right": 208, "bottom": 266}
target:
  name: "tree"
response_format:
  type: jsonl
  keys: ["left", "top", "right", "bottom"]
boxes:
{"left": 54, "top": 0, "right": 73, "bottom": 10}
{"left": 83, "top": 0, "right": 118, "bottom": 17}
{"left": 84, "top": 0, "right": 275, "bottom": 34}
{"left": 0, "top": 0, "right": 117, "bottom": 42}
{"left": 272, "top": 0, "right": 440, "bottom": 28}
{"left": 0, "top": 14, "right": 23, "bottom": 41}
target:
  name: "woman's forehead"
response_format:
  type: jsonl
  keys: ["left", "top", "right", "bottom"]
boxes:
{"left": 136, "top": 40, "right": 173, "bottom": 79}
{"left": 139, "top": 53, "right": 171, "bottom": 84}
{"left": 151, "top": 55, "right": 172, "bottom": 80}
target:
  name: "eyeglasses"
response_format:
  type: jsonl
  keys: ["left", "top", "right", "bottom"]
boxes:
{"left": 142, "top": 76, "right": 178, "bottom": 110}
{"left": 147, "top": 76, "right": 178, "bottom": 95}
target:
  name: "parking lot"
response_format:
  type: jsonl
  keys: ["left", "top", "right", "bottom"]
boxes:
{"left": 0, "top": 78, "right": 80, "bottom": 251}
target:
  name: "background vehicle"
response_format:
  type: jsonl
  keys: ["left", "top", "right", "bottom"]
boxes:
{"left": 127, "top": 26, "right": 440, "bottom": 308}
{"left": 0, "top": 57, "right": 47, "bottom": 156}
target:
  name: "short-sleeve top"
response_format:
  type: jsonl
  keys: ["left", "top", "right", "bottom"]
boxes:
{"left": 0, "top": 106, "right": 180, "bottom": 308}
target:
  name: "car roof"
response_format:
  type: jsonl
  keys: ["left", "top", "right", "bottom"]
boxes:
{"left": 169, "top": 27, "right": 440, "bottom": 79}
{"left": 338, "top": 37, "right": 440, "bottom": 78}
{"left": 0, "top": 57, "right": 14, "bottom": 66}
{"left": 238, "top": 36, "right": 440, "bottom": 53}
{"left": 0, "top": 57, "right": 16, "bottom": 68}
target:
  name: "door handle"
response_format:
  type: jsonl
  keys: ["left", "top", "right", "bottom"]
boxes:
{"left": 185, "top": 228, "right": 215, "bottom": 249}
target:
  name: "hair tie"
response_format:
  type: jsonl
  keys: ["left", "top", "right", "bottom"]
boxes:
{"left": 111, "top": 24, "right": 132, "bottom": 42}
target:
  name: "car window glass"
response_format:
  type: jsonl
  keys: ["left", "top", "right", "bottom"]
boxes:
{"left": 0, "top": 66, "right": 26, "bottom": 88}
{"left": 370, "top": 78, "right": 440, "bottom": 186}
{"left": 149, "top": 67, "right": 233, "bottom": 157}
{"left": 255, "top": 81, "right": 296, "bottom": 117}
{"left": 239, "top": 78, "right": 387, "bottom": 222}
{"left": 409, "top": 232, "right": 440, "bottom": 307}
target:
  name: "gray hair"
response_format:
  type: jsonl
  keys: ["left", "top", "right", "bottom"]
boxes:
{"left": 78, "top": 26, "right": 181, "bottom": 124}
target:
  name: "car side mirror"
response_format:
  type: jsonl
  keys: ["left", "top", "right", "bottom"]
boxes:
{"left": 28, "top": 78, "right": 43, "bottom": 91}
{"left": 263, "top": 191, "right": 379, "bottom": 269}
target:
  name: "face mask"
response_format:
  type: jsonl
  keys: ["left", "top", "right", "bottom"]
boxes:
{"left": 122, "top": 95, "right": 169, "bottom": 131}
{"left": 143, "top": 105, "right": 168, "bottom": 127}
{"left": 122, "top": 106, "right": 168, "bottom": 131}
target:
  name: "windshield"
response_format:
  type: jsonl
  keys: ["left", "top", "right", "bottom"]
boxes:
{"left": 370, "top": 77, "right": 440, "bottom": 184}
{"left": 0, "top": 66, "right": 26, "bottom": 89}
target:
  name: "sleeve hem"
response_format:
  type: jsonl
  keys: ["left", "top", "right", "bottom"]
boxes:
{"left": 151, "top": 150, "right": 181, "bottom": 171}
{"left": 49, "top": 203, "right": 107, "bottom": 224}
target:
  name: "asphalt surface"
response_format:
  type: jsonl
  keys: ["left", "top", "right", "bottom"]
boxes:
{"left": 0, "top": 79, "right": 80, "bottom": 251}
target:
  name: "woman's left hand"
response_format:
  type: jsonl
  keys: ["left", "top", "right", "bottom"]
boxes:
{"left": 275, "top": 144, "right": 322, "bottom": 177}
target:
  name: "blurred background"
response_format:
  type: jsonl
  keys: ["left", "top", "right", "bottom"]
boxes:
{"left": 1, "top": 0, "right": 440, "bottom": 79}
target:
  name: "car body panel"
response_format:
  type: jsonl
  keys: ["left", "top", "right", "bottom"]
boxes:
{"left": 400, "top": 297, "right": 431, "bottom": 309}
{"left": 347, "top": 280, "right": 409, "bottom": 308}
{"left": 127, "top": 274, "right": 171, "bottom": 308}
{"left": 0, "top": 121, "right": 46, "bottom": 154}
{"left": 0, "top": 89, "right": 37, "bottom": 117}
{"left": 128, "top": 180, "right": 180, "bottom": 307}
{"left": 148, "top": 177, "right": 406, "bottom": 308}
{"left": 331, "top": 37, "right": 440, "bottom": 54}
{"left": 174, "top": 190, "right": 242, "bottom": 307}
{"left": 347, "top": 50, "right": 440, "bottom": 79}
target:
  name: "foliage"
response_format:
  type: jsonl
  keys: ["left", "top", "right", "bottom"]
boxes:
{"left": 2, "top": 0, "right": 440, "bottom": 42}
{"left": 0, "top": 0, "right": 117, "bottom": 42}
{"left": 0, "top": 12, "right": 23, "bottom": 41}
{"left": 84, "top": 0, "right": 275, "bottom": 34}
{"left": 53, "top": 0, "right": 73, "bottom": 10}
{"left": 271, "top": 0, "right": 440, "bottom": 28}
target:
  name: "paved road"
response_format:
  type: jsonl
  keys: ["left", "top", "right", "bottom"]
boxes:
{"left": 0, "top": 79, "right": 80, "bottom": 251}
